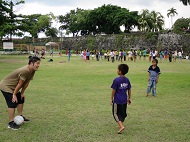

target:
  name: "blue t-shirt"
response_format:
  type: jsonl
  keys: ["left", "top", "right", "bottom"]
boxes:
{"left": 86, "top": 52, "right": 90, "bottom": 56}
{"left": 148, "top": 65, "right": 161, "bottom": 80}
{"left": 111, "top": 76, "right": 131, "bottom": 104}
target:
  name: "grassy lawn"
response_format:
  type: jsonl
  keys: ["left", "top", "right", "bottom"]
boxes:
{"left": 0, "top": 54, "right": 190, "bottom": 142}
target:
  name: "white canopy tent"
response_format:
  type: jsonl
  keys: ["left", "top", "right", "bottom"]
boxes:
{"left": 45, "top": 42, "right": 59, "bottom": 51}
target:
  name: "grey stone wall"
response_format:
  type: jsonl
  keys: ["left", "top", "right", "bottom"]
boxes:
{"left": 60, "top": 33, "right": 190, "bottom": 52}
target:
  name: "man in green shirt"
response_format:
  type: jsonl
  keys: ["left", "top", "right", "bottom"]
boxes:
{"left": 0, "top": 56, "right": 40, "bottom": 130}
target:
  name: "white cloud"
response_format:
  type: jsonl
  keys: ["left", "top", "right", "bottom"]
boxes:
{"left": 16, "top": 0, "right": 190, "bottom": 31}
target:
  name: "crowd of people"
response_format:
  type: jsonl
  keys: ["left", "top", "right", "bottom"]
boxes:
{"left": 78, "top": 48, "right": 190, "bottom": 63}
{"left": 30, "top": 47, "right": 190, "bottom": 63}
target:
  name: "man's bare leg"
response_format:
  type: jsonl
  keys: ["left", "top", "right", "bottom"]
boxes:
{"left": 8, "top": 108, "right": 15, "bottom": 122}
{"left": 17, "top": 104, "right": 24, "bottom": 116}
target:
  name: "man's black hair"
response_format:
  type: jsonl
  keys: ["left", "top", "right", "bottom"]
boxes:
{"left": 28, "top": 56, "right": 40, "bottom": 65}
{"left": 118, "top": 64, "right": 129, "bottom": 75}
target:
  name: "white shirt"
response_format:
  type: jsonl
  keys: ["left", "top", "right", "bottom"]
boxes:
{"left": 178, "top": 52, "right": 182, "bottom": 57}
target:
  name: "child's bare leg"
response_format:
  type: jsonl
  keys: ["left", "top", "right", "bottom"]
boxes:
{"left": 117, "top": 121, "right": 125, "bottom": 134}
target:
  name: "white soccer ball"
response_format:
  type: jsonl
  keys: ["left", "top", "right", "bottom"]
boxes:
{"left": 14, "top": 116, "right": 24, "bottom": 125}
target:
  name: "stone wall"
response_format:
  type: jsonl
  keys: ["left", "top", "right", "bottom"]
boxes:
{"left": 61, "top": 33, "right": 190, "bottom": 52}
{"left": 2, "top": 33, "right": 189, "bottom": 53}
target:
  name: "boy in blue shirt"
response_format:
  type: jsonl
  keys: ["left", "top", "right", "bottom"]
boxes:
{"left": 110, "top": 64, "right": 132, "bottom": 134}
{"left": 146, "top": 59, "right": 161, "bottom": 97}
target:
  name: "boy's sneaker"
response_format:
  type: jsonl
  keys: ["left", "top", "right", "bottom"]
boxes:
{"left": 21, "top": 115, "right": 30, "bottom": 122}
{"left": 8, "top": 121, "right": 20, "bottom": 130}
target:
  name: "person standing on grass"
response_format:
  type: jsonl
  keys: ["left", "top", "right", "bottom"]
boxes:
{"left": 99, "top": 50, "right": 103, "bottom": 61}
{"left": 107, "top": 50, "right": 110, "bottom": 62}
{"left": 128, "top": 49, "right": 133, "bottom": 61}
{"left": 83, "top": 49, "right": 86, "bottom": 61}
{"left": 168, "top": 49, "right": 173, "bottom": 62}
{"left": 123, "top": 50, "right": 127, "bottom": 61}
{"left": 115, "top": 50, "right": 119, "bottom": 61}
{"left": 133, "top": 50, "right": 137, "bottom": 62}
{"left": 159, "top": 50, "right": 164, "bottom": 62}
{"left": 146, "top": 59, "right": 161, "bottom": 97}
{"left": 139, "top": 49, "right": 142, "bottom": 60}
{"left": 86, "top": 50, "right": 90, "bottom": 61}
{"left": 110, "top": 50, "right": 115, "bottom": 63}
{"left": 0, "top": 56, "right": 41, "bottom": 130}
{"left": 142, "top": 48, "right": 147, "bottom": 61}
{"left": 164, "top": 49, "right": 168, "bottom": 61}
{"left": 50, "top": 48, "right": 53, "bottom": 57}
{"left": 96, "top": 50, "right": 99, "bottom": 61}
{"left": 152, "top": 50, "right": 156, "bottom": 60}
{"left": 110, "top": 64, "right": 132, "bottom": 134}
{"left": 68, "top": 48, "right": 72, "bottom": 61}
{"left": 40, "top": 48, "right": 45, "bottom": 59}
{"left": 173, "top": 49, "right": 178, "bottom": 62}
{"left": 178, "top": 49, "right": 183, "bottom": 62}
{"left": 148, "top": 49, "right": 153, "bottom": 62}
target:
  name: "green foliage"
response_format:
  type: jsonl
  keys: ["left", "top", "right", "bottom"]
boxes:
{"left": 45, "top": 27, "right": 58, "bottom": 38}
{"left": 59, "top": 5, "right": 140, "bottom": 36}
{"left": 58, "top": 8, "right": 84, "bottom": 36}
{"left": 167, "top": 7, "right": 178, "bottom": 18}
{"left": 167, "top": 7, "right": 178, "bottom": 28}
{"left": 173, "top": 18, "right": 190, "bottom": 34}
{"left": 113, "top": 9, "right": 139, "bottom": 33}
{"left": 0, "top": 1, "right": 188, "bottom": 39}
{"left": 0, "top": 0, "right": 25, "bottom": 39}
{"left": 180, "top": 0, "right": 190, "bottom": 5}
{"left": 138, "top": 9, "right": 164, "bottom": 32}
{"left": 21, "top": 14, "right": 53, "bottom": 38}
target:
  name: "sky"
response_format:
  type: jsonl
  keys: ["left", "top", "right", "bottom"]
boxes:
{"left": 14, "top": 0, "right": 190, "bottom": 37}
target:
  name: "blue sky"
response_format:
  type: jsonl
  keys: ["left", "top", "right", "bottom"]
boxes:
{"left": 14, "top": 0, "right": 190, "bottom": 37}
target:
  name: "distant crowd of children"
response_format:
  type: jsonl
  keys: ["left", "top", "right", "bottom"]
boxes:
{"left": 31, "top": 47, "right": 190, "bottom": 63}
{"left": 78, "top": 48, "right": 189, "bottom": 63}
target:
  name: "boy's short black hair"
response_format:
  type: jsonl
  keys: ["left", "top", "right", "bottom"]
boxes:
{"left": 152, "top": 59, "right": 158, "bottom": 64}
{"left": 118, "top": 64, "right": 129, "bottom": 75}
{"left": 28, "top": 56, "right": 40, "bottom": 65}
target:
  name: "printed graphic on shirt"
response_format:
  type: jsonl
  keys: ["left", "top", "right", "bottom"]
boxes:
{"left": 119, "top": 83, "right": 129, "bottom": 89}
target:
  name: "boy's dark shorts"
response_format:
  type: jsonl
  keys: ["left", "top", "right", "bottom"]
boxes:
{"left": 1, "top": 90, "right": 25, "bottom": 108}
{"left": 112, "top": 103, "right": 127, "bottom": 122}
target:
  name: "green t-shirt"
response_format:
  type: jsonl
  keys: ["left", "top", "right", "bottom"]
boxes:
{"left": 143, "top": 50, "right": 147, "bottom": 56}
{"left": 0, "top": 65, "right": 34, "bottom": 93}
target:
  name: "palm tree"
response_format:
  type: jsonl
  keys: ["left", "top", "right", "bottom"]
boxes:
{"left": 167, "top": 7, "right": 178, "bottom": 29}
{"left": 150, "top": 11, "right": 164, "bottom": 32}
{"left": 138, "top": 9, "right": 150, "bottom": 32}
{"left": 179, "top": 0, "right": 190, "bottom": 5}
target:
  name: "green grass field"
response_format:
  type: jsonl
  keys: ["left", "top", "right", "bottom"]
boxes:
{"left": 0, "top": 54, "right": 190, "bottom": 142}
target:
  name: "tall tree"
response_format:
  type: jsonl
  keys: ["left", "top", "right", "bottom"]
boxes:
{"left": 167, "top": 7, "right": 178, "bottom": 29}
{"left": 113, "top": 9, "right": 139, "bottom": 33}
{"left": 179, "top": 0, "right": 190, "bottom": 5}
{"left": 173, "top": 18, "right": 190, "bottom": 33}
{"left": 7, "top": 0, "right": 25, "bottom": 39}
{"left": 138, "top": 9, "right": 151, "bottom": 32}
{"left": 45, "top": 27, "right": 58, "bottom": 37}
{"left": 20, "top": 14, "right": 52, "bottom": 38}
{"left": 0, "top": 0, "right": 25, "bottom": 39}
{"left": 0, "top": 0, "right": 10, "bottom": 39}
{"left": 58, "top": 8, "right": 82, "bottom": 36}
{"left": 86, "top": 4, "right": 123, "bottom": 35}
{"left": 150, "top": 11, "right": 164, "bottom": 32}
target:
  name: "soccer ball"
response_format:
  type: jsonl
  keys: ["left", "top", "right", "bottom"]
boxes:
{"left": 14, "top": 116, "right": 24, "bottom": 125}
